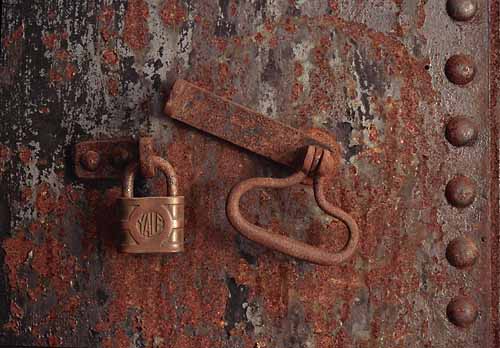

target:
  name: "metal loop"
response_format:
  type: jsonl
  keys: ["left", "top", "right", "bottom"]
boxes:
{"left": 226, "top": 147, "right": 359, "bottom": 265}
{"left": 122, "top": 156, "right": 179, "bottom": 198}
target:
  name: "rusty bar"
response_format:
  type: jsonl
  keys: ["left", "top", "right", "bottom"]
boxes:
{"left": 164, "top": 80, "right": 339, "bottom": 170}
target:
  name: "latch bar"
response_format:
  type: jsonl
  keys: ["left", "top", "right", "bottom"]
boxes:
{"left": 164, "top": 80, "right": 339, "bottom": 171}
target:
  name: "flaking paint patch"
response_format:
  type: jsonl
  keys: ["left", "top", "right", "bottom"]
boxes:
{"left": 292, "top": 40, "right": 314, "bottom": 97}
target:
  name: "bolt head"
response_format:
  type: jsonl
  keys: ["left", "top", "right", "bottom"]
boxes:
{"left": 445, "top": 176, "right": 476, "bottom": 208}
{"left": 446, "top": 236, "right": 479, "bottom": 268}
{"left": 445, "top": 55, "right": 476, "bottom": 85}
{"left": 447, "top": 0, "right": 477, "bottom": 21}
{"left": 447, "top": 296, "right": 478, "bottom": 328}
{"left": 80, "top": 150, "right": 100, "bottom": 171}
{"left": 445, "top": 117, "right": 478, "bottom": 147}
{"left": 111, "top": 147, "right": 131, "bottom": 168}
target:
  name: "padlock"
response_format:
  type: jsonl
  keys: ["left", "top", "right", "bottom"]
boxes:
{"left": 118, "top": 155, "right": 184, "bottom": 253}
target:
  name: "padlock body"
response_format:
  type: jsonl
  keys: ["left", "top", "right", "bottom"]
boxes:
{"left": 118, "top": 196, "right": 184, "bottom": 253}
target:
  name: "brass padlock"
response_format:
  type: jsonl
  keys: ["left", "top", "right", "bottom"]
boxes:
{"left": 118, "top": 155, "right": 184, "bottom": 253}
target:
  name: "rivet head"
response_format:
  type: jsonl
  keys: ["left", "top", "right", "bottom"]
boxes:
{"left": 445, "top": 55, "right": 476, "bottom": 85}
{"left": 80, "top": 150, "right": 100, "bottom": 171}
{"left": 445, "top": 117, "right": 478, "bottom": 147}
{"left": 111, "top": 147, "right": 131, "bottom": 168}
{"left": 446, "top": 0, "right": 477, "bottom": 21}
{"left": 445, "top": 176, "right": 476, "bottom": 208}
{"left": 446, "top": 236, "right": 479, "bottom": 268}
{"left": 447, "top": 296, "right": 478, "bottom": 328}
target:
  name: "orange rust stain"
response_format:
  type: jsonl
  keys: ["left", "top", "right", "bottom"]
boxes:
{"left": 49, "top": 65, "right": 76, "bottom": 83}
{"left": 284, "top": 18, "right": 297, "bottom": 33}
{"left": 160, "top": 0, "right": 187, "bottom": 27}
{"left": 55, "top": 49, "right": 70, "bottom": 61}
{"left": 269, "top": 36, "right": 278, "bottom": 48}
{"left": 98, "top": 7, "right": 115, "bottom": 42}
{"left": 106, "top": 78, "right": 119, "bottom": 96}
{"left": 328, "top": 1, "right": 339, "bottom": 13}
{"left": 102, "top": 49, "right": 119, "bottom": 66}
{"left": 47, "top": 9, "right": 57, "bottom": 20}
{"left": 123, "top": 0, "right": 150, "bottom": 50}
{"left": 264, "top": 20, "right": 274, "bottom": 32}
{"left": 218, "top": 62, "right": 230, "bottom": 84}
{"left": 64, "top": 64, "right": 77, "bottom": 80}
{"left": 31, "top": 233, "right": 79, "bottom": 297}
{"left": 254, "top": 32, "right": 264, "bottom": 44}
{"left": 232, "top": 36, "right": 242, "bottom": 46}
{"left": 2, "top": 232, "right": 33, "bottom": 293}
{"left": 49, "top": 68, "right": 63, "bottom": 83}
{"left": 0, "top": 145, "right": 11, "bottom": 174}
{"left": 2, "top": 301, "right": 23, "bottom": 334}
{"left": 35, "top": 183, "right": 57, "bottom": 215}
{"left": 291, "top": 82, "right": 303, "bottom": 101}
{"left": 368, "top": 124, "right": 380, "bottom": 143}
{"left": 42, "top": 32, "right": 59, "bottom": 50}
{"left": 20, "top": 186, "right": 33, "bottom": 204}
{"left": 294, "top": 62, "right": 304, "bottom": 77}
{"left": 2, "top": 24, "right": 24, "bottom": 48}
{"left": 101, "top": 327, "right": 128, "bottom": 348}
{"left": 100, "top": 27, "right": 115, "bottom": 42}
{"left": 212, "top": 37, "right": 228, "bottom": 52}
{"left": 47, "top": 335, "right": 60, "bottom": 347}
{"left": 416, "top": 2, "right": 426, "bottom": 28}
{"left": 10, "top": 301, "right": 24, "bottom": 320}
{"left": 230, "top": 2, "right": 238, "bottom": 16}
{"left": 99, "top": 6, "right": 114, "bottom": 25}
{"left": 18, "top": 146, "right": 31, "bottom": 164}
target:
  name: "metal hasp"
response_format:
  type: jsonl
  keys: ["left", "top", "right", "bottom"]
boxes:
{"left": 165, "top": 80, "right": 359, "bottom": 265}
{"left": 74, "top": 138, "right": 138, "bottom": 179}
{"left": 74, "top": 137, "right": 185, "bottom": 253}
{"left": 74, "top": 136, "right": 159, "bottom": 180}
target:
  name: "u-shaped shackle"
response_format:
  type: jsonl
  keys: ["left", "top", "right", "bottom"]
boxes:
{"left": 122, "top": 156, "right": 179, "bottom": 198}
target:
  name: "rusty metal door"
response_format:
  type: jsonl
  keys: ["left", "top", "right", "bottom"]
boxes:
{"left": 1, "top": 1, "right": 499, "bottom": 347}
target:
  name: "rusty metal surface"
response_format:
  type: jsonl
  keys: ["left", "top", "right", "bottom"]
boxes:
{"left": 0, "top": 1, "right": 498, "bottom": 348}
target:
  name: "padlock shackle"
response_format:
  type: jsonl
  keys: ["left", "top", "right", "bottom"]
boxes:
{"left": 122, "top": 156, "right": 179, "bottom": 198}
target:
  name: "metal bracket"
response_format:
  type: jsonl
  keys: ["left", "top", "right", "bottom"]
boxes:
{"left": 74, "top": 136, "right": 155, "bottom": 180}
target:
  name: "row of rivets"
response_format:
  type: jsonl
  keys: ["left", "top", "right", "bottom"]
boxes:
{"left": 444, "top": 0, "right": 479, "bottom": 330}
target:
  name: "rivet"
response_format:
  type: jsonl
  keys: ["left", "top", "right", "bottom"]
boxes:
{"left": 80, "top": 150, "right": 100, "bottom": 171}
{"left": 446, "top": 236, "right": 479, "bottom": 268}
{"left": 446, "top": 0, "right": 477, "bottom": 21}
{"left": 445, "top": 117, "right": 478, "bottom": 147}
{"left": 111, "top": 147, "right": 131, "bottom": 168}
{"left": 445, "top": 176, "right": 476, "bottom": 208}
{"left": 447, "top": 296, "right": 478, "bottom": 328}
{"left": 445, "top": 55, "right": 476, "bottom": 85}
